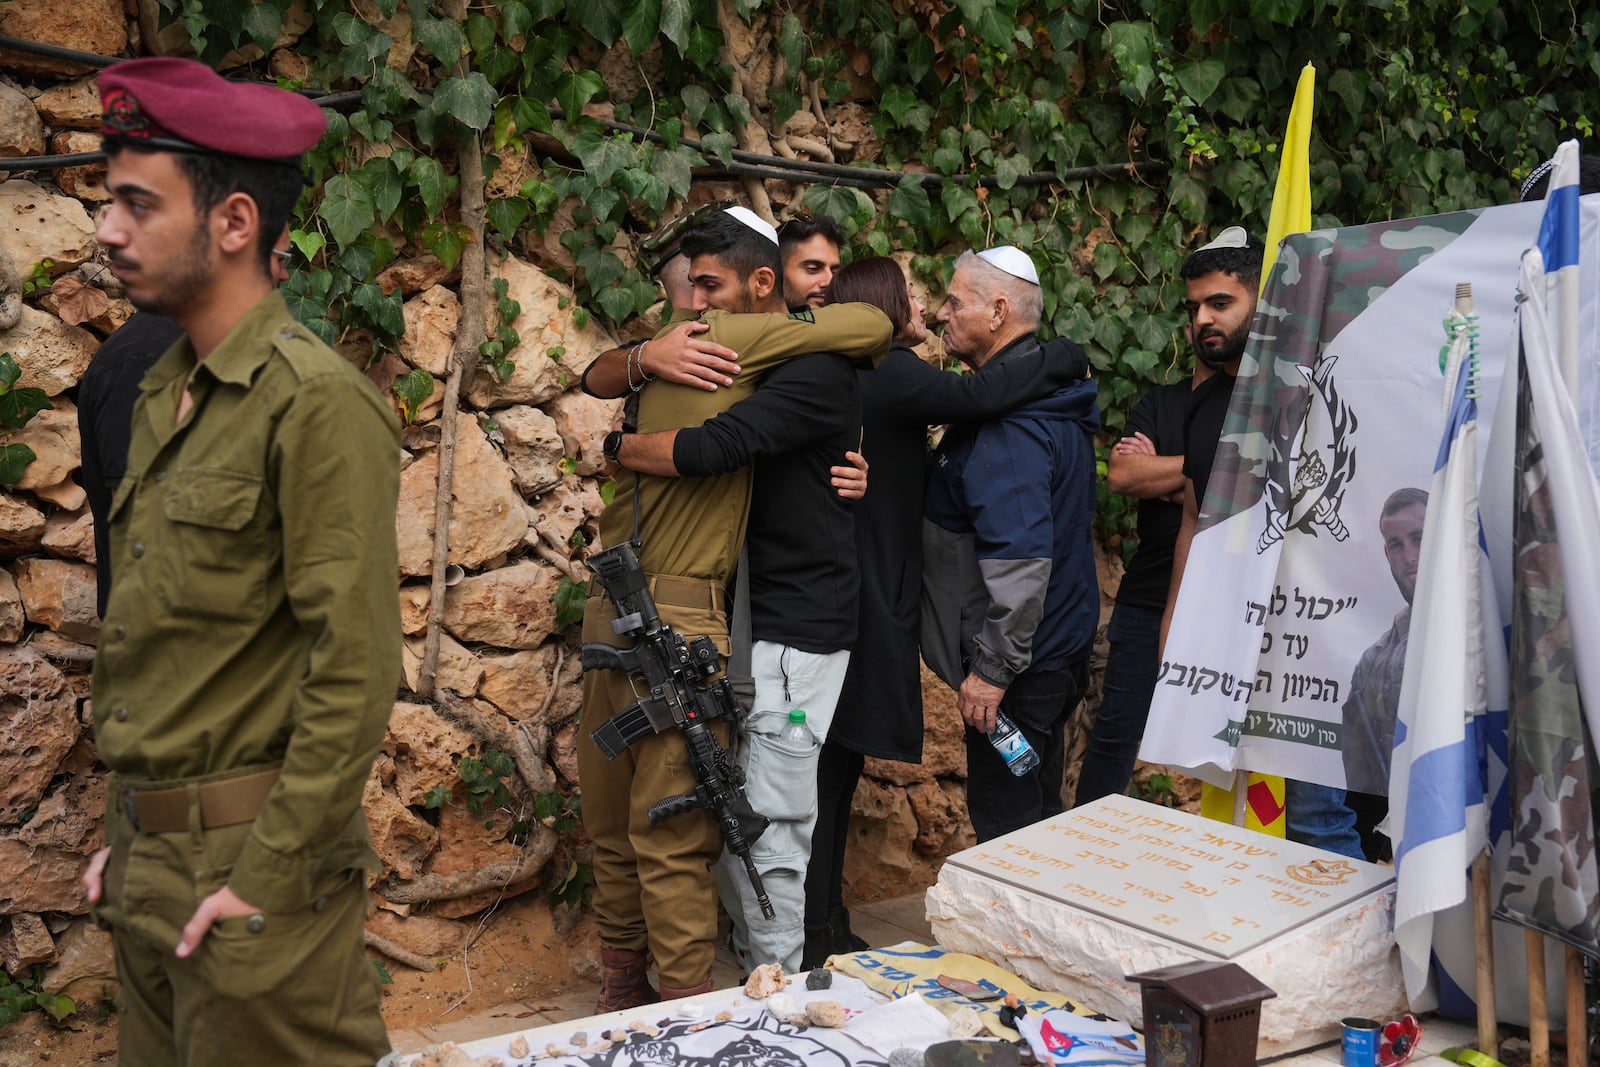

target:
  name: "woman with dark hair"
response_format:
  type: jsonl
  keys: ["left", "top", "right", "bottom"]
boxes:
{"left": 803, "top": 257, "right": 1090, "bottom": 965}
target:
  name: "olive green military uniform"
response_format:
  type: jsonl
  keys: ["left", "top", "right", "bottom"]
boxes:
{"left": 91, "top": 292, "right": 402, "bottom": 1067}
{"left": 580, "top": 303, "right": 890, "bottom": 987}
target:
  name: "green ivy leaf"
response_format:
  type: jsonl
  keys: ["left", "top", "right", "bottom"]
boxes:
{"left": 421, "top": 221, "right": 470, "bottom": 272}
{"left": 410, "top": 157, "right": 450, "bottom": 218}
{"left": 993, "top": 154, "right": 1032, "bottom": 190}
{"left": 0, "top": 351, "right": 20, "bottom": 389}
{"left": 432, "top": 73, "right": 497, "bottom": 132}
{"left": 778, "top": 14, "right": 804, "bottom": 70}
{"left": 556, "top": 69, "right": 605, "bottom": 119}
{"left": 699, "top": 131, "right": 736, "bottom": 166}
{"left": 316, "top": 174, "right": 375, "bottom": 250}
{"left": 659, "top": 0, "right": 693, "bottom": 53}
{"left": 465, "top": 13, "right": 497, "bottom": 53}
{"left": 412, "top": 16, "right": 466, "bottom": 63}
{"left": 0, "top": 443, "right": 36, "bottom": 485}
{"left": 887, "top": 175, "right": 931, "bottom": 227}
{"left": 391, "top": 367, "right": 434, "bottom": 425}
{"left": 881, "top": 86, "right": 917, "bottom": 127}
{"left": 571, "top": 131, "right": 639, "bottom": 185}
{"left": 241, "top": 3, "right": 281, "bottom": 55}
{"left": 725, "top": 92, "right": 751, "bottom": 127}
{"left": 554, "top": 576, "right": 588, "bottom": 630}
{"left": 486, "top": 197, "right": 532, "bottom": 240}
{"left": 424, "top": 785, "right": 453, "bottom": 809}
{"left": 351, "top": 282, "right": 404, "bottom": 341}
{"left": 501, "top": 1, "right": 533, "bottom": 41}
{"left": 683, "top": 24, "right": 721, "bottom": 66}
{"left": 1174, "top": 59, "right": 1226, "bottom": 106}
{"left": 621, "top": 0, "right": 660, "bottom": 55}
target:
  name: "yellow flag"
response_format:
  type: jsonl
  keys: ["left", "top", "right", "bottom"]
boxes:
{"left": 1259, "top": 61, "right": 1316, "bottom": 297}
{"left": 1204, "top": 64, "right": 1316, "bottom": 837}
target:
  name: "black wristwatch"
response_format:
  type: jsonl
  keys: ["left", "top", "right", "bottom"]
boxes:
{"left": 603, "top": 429, "right": 625, "bottom": 462}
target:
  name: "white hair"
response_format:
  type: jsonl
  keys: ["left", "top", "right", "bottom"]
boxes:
{"left": 952, "top": 249, "right": 1043, "bottom": 327}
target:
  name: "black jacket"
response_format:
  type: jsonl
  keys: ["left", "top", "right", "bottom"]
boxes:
{"left": 832, "top": 338, "right": 1089, "bottom": 761}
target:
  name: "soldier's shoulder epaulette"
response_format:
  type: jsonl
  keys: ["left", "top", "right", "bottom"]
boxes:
{"left": 788, "top": 307, "right": 816, "bottom": 323}
{"left": 270, "top": 319, "right": 345, "bottom": 380}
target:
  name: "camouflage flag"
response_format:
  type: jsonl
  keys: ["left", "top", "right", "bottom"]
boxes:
{"left": 1495, "top": 141, "right": 1600, "bottom": 954}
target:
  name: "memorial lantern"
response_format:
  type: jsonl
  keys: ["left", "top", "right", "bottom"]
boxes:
{"left": 1125, "top": 960, "right": 1276, "bottom": 1067}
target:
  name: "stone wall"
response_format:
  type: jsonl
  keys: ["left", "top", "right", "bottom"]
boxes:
{"left": 0, "top": 2, "right": 1089, "bottom": 991}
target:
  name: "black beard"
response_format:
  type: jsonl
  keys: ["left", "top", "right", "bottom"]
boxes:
{"left": 1192, "top": 320, "right": 1250, "bottom": 369}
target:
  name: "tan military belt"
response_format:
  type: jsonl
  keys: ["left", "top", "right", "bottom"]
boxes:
{"left": 587, "top": 573, "right": 727, "bottom": 613}
{"left": 122, "top": 768, "right": 280, "bottom": 834}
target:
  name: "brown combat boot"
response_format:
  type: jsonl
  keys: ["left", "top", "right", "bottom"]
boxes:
{"left": 596, "top": 947, "right": 657, "bottom": 1014}
{"left": 659, "top": 975, "right": 716, "bottom": 1000}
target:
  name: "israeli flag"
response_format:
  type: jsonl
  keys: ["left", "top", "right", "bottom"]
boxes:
{"left": 1387, "top": 288, "right": 1491, "bottom": 1003}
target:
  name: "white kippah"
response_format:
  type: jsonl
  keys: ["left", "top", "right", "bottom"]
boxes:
{"left": 976, "top": 245, "right": 1040, "bottom": 286}
{"left": 1198, "top": 226, "right": 1249, "bottom": 252}
{"left": 723, "top": 205, "right": 779, "bottom": 245}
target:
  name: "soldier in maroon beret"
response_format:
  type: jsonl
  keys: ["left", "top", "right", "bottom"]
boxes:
{"left": 83, "top": 57, "right": 402, "bottom": 1067}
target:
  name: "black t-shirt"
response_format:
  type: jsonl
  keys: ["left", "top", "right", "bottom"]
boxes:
{"left": 1115, "top": 381, "right": 1189, "bottom": 610}
{"left": 77, "top": 313, "right": 184, "bottom": 617}
{"left": 1182, "top": 370, "right": 1236, "bottom": 505}
{"left": 673, "top": 352, "right": 862, "bottom": 652}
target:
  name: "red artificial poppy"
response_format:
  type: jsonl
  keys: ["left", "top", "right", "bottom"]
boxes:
{"left": 1378, "top": 1013, "right": 1423, "bottom": 1066}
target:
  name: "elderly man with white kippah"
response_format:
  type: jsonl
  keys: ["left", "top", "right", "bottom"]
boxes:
{"left": 921, "top": 247, "right": 1102, "bottom": 842}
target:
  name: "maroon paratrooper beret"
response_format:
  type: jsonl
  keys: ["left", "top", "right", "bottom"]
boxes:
{"left": 100, "top": 57, "right": 326, "bottom": 161}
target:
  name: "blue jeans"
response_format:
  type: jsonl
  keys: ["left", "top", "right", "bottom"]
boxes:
{"left": 1284, "top": 778, "right": 1364, "bottom": 859}
{"left": 965, "top": 659, "right": 1090, "bottom": 843}
{"left": 1075, "top": 602, "right": 1162, "bottom": 806}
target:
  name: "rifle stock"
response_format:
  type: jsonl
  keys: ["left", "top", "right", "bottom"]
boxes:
{"left": 582, "top": 543, "right": 775, "bottom": 920}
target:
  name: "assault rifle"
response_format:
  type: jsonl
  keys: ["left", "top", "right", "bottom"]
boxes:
{"left": 580, "top": 543, "right": 774, "bottom": 920}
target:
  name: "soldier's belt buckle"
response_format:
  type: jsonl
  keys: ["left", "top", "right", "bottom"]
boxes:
{"left": 122, "top": 786, "right": 143, "bottom": 833}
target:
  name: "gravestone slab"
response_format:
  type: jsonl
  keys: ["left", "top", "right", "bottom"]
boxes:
{"left": 926, "top": 794, "right": 1406, "bottom": 1057}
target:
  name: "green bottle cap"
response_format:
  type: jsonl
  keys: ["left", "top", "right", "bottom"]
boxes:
{"left": 788, "top": 709, "right": 807, "bottom": 723}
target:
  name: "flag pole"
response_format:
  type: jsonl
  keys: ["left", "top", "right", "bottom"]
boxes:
{"left": 1471, "top": 850, "right": 1497, "bottom": 1057}
{"left": 1565, "top": 947, "right": 1584, "bottom": 1065}
{"left": 1525, "top": 930, "right": 1549, "bottom": 1066}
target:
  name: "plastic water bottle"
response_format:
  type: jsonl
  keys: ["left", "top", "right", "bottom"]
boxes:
{"left": 989, "top": 711, "right": 1040, "bottom": 776}
{"left": 780, "top": 708, "right": 816, "bottom": 746}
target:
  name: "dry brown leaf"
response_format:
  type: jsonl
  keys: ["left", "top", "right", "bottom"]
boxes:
{"left": 50, "top": 275, "right": 109, "bottom": 328}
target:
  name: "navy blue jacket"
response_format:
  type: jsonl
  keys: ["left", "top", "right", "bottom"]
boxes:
{"left": 921, "top": 334, "right": 1101, "bottom": 690}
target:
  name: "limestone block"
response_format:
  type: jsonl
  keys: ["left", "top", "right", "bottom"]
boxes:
{"left": 3, "top": 309, "right": 98, "bottom": 397}
{"left": 550, "top": 719, "right": 579, "bottom": 785}
{"left": 477, "top": 647, "right": 560, "bottom": 724}
{"left": 401, "top": 632, "right": 485, "bottom": 698}
{"left": 0, "top": 495, "right": 46, "bottom": 556}
{"left": 14, "top": 557, "right": 98, "bottom": 642}
{"left": 0, "top": 567, "right": 22, "bottom": 643}
{"left": 398, "top": 284, "right": 460, "bottom": 377}
{"left": 907, "top": 778, "right": 970, "bottom": 855}
{"left": 0, "top": 181, "right": 98, "bottom": 274}
{"left": 1, "top": 913, "right": 54, "bottom": 971}
{"left": 846, "top": 777, "right": 918, "bottom": 875}
{"left": 14, "top": 771, "right": 105, "bottom": 855}
{"left": 0, "top": 83, "right": 43, "bottom": 157}
{"left": 34, "top": 77, "right": 102, "bottom": 129}
{"left": 49, "top": 131, "right": 109, "bottom": 202}
{"left": 442, "top": 560, "right": 562, "bottom": 650}
{"left": 365, "top": 909, "right": 467, "bottom": 958}
{"left": 495, "top": 404, "right": 564, "bottom": 497}
{"left": 464, "top": 255, "right": 617, "bottom": 408}
{"left": 40, "top": 920, "right": 114, "bottom": 998}
{"left": 41, "top": 505, "right": 95, "bottom": 564}
{"left": 424, "top": 800, "right": 518, "bottom": 877}
{"left": 364, "top": 776, "right": 437, "bottom": 882}
{"left": 395, "top": 417, "right": 527, "bottom": 576}
{"left": 385, "top": 701, "right": 479, "bottom": 809}
{"left": 9, "top": 407, "right": 84, "bottom": 510}
{"left": 528, "top": 476, "right": 604, "bottom": 549}
{"left": 544, "top": 389, "right": 621, "bottom": 477}
{"left": 0, "top": 0, "right": 126, "bottom": 77}
{"left": 0, "top": 647, "right": 80, "bottom": 824}
{"left": 377, "top": 254, "right": 454, "bottom": 297}
{"left": 925, "top": 796, "right": 1408, "bottom": 1058}
{"left": 0, "top": 838, "right": 90, "bottom": 914}
{"left": 399, "top": 583, "right": 431, "bottom": 636}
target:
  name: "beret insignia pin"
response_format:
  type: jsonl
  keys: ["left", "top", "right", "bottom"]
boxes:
{"left": 102, "top": 88, "right": 150, "bottom": 137}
